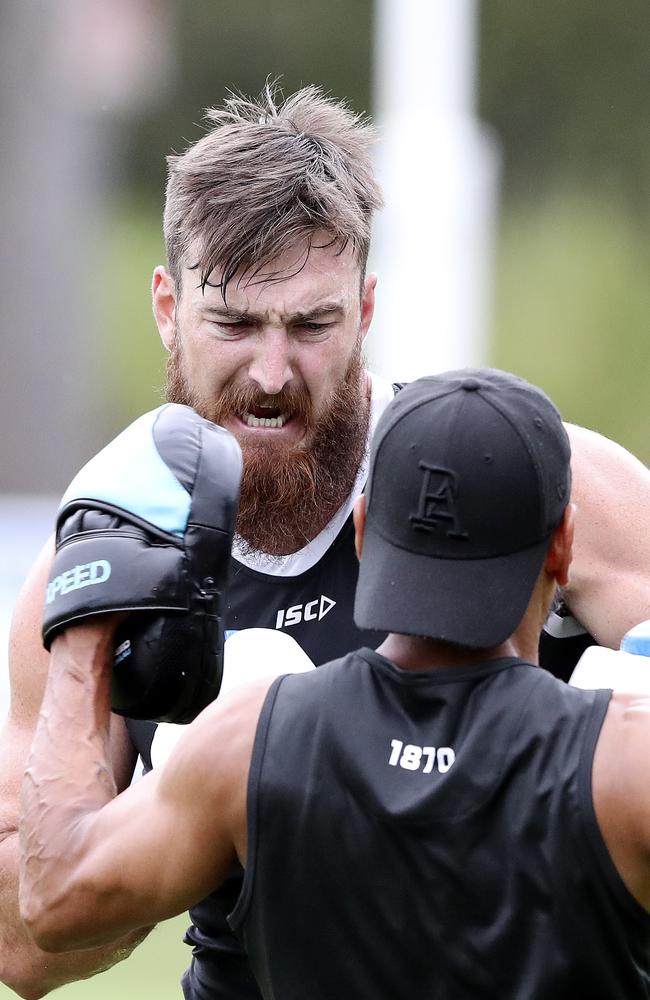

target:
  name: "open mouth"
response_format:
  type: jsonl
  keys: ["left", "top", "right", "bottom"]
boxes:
{"left": 241, "top": 405, "right": 291, "bottom": 429}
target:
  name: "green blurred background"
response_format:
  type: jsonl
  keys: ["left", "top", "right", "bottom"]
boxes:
{"left": 0, "top": 0, "right": 648, "bottom": 996}
{"left": 2, "top": 0, "right": 649, "bottom": 490}
{"left": 93, "top": 0, "right": 650, "bottom": 461}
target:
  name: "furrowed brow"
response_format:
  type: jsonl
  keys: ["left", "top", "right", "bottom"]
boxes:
{"left": 201, "top": 305, "right": 252, "bottom": 320}
{"left": 201, "top": 299, "right": 346, "bottom": 324}
{"left": 288, "top": 300, "right": 345, "bottom": 322}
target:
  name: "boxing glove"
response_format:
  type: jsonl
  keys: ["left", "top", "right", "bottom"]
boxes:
{"left": 42, "top": 404, "right": 242, "bottom": 723}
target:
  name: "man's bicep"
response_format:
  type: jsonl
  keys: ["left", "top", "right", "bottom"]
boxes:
{"left": 565, "top": 424, "right": 650, "bottom": 647}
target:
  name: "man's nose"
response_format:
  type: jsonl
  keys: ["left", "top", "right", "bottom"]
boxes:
{"left": 248, "top": 329, "right": 294, "bottom": 396}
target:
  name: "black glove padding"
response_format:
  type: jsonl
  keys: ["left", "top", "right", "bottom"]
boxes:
{"left": 42, "top": 404, "right": 242, "bottom": 723}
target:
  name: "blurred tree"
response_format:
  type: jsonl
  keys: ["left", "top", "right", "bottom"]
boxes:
{"left": 125, "top": 0, "right": 374, "bottom": 197}
{"left": 479, "top": 0, "right": 650, "bottom": 205}
{"left": 477, "top": 0, "right": 649, "bottom": 462}
{"left": 115, "top": 0, "right": 649, "bottom": 210}
{"left": 491, "top": 192, "right": 650, "bottom": 461}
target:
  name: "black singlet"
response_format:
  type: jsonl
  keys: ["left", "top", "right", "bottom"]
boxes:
{"left": 124, "top": 515, "right": 598, "bottom": 1000}
{"left": 231, "top": 651, "right": 650, "bottom": 999}
{"left": 125, "top": 377, "right": 598, "bottom": 997}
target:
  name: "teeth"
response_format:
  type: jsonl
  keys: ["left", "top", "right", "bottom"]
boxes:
{"left": 243, "top": 412, "right": 288, "bottom": 429}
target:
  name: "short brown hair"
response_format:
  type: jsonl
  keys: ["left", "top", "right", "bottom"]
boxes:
{"left": 163, "top": 83, "right": 384, "bottom": 299}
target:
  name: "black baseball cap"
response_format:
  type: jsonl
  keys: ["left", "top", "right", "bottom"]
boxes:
{"left": 354, "top": 368, "right": 571, "bottom": 648}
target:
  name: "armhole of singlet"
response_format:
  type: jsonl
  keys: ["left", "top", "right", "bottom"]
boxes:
{"left": 228, "top": 673, "right": 286, "bottom": 933}
{"left": 577, "top": 687, "right": 650, "bottom": 922}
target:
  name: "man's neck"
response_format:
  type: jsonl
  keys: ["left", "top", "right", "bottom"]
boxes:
{"left": 376, "top": 621, "right": 543, "bottom": 674}
{"left": 375, "top": 572, "right": 559, "bottom": 673}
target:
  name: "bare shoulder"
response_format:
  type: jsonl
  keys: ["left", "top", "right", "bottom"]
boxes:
{"left": 593, "top": 692, "right": 650, "bottom": 909}
{"left": 562, "top": 423, "right": 650, "bottom": 646}
{"left": 565, "top": 423, "right": 650, "bottom": 531}
{"left": 566, "top": 423, "right": 650, "bottom": 498}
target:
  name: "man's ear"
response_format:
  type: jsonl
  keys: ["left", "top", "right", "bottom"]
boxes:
{"left": 545, "top": 503, "right": 575, "bottom": 588}
{"left": 152, "top": 266, "right": 177, "bottom": 352}
{"left": 359, "top": 273, "right": 377, "bottom": 341}
{"left": 353, "top": 495, "right": 366, "bottom": 561}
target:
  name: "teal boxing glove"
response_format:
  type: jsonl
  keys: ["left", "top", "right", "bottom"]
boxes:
{"left": 43, "top": 404, "right": 242, "bottom": 723}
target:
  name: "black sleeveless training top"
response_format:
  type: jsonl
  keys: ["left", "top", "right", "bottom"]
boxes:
{"left": 229, "top": 651, "right": 650, "bottom": 999}
{"left": 125, "top": 378, "right": 599, "bottom": 997}
{"left": 125, "top": 519, "right": 599, "bottom": 999}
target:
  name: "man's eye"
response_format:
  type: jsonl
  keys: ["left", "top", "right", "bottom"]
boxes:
{"left": 212, "top": 319, "right": 250, "bottom": 335}
{"left": 301, "top": 322, "right": 328, "bottom": 332}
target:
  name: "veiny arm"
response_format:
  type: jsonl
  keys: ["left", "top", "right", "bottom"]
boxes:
{"left": 564, "top": 424, "right": 650, "bottom": 648}
{"left": 0, "top": 541, "right": 145, "bottom": 1000}
{"left": 19, "top": 616, "right": 266, "bottom": 953}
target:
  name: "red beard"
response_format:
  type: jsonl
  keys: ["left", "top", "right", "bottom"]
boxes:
{"left": 165, "top": 341, "right": 369, "bottom": 556}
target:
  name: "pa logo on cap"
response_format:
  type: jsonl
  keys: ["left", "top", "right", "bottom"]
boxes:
{"left": 410, "top": 463, "right": 469, "bottom": 540}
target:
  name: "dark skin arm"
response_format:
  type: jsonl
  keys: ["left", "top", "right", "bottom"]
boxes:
{"left": 19, "top": 616, "right": 269, "bottom": 953}
{"left": 0, "top": 541, "right": 147, "bottom": 1000}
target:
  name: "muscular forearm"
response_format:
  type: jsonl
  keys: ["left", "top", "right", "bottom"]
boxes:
{"left": 2, "top": 547, "right": 148, "bottom": 995}
{"left": 19, "top": 622, "right": 130, "bottom": 953}
{"left": 1, "top": 829, "right": 149, "bottom": 999}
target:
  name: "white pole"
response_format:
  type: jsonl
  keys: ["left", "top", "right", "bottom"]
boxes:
{"left": 368, "top": 0, "right": 499, "bottom": 382}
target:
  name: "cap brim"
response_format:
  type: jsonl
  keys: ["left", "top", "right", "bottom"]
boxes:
{"left": 354, "top": 528, "right": 550, "bottom": 649}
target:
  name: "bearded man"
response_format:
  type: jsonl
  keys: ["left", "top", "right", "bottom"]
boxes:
{"left": 3, "top": 84, "right": 650, "bottom": 1000}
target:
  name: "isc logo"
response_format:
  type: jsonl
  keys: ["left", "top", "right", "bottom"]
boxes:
{"left": 275, "top": 595, "right": 336, "bottom": 629}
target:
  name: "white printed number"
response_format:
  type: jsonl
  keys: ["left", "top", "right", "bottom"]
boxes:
{"left": 388, "top": 739, "right": 455, "bottom": 774}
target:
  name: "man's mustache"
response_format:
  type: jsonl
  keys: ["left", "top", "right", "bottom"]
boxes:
{"left": 211, "top": 381, "right": 313, "bottom": 426}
